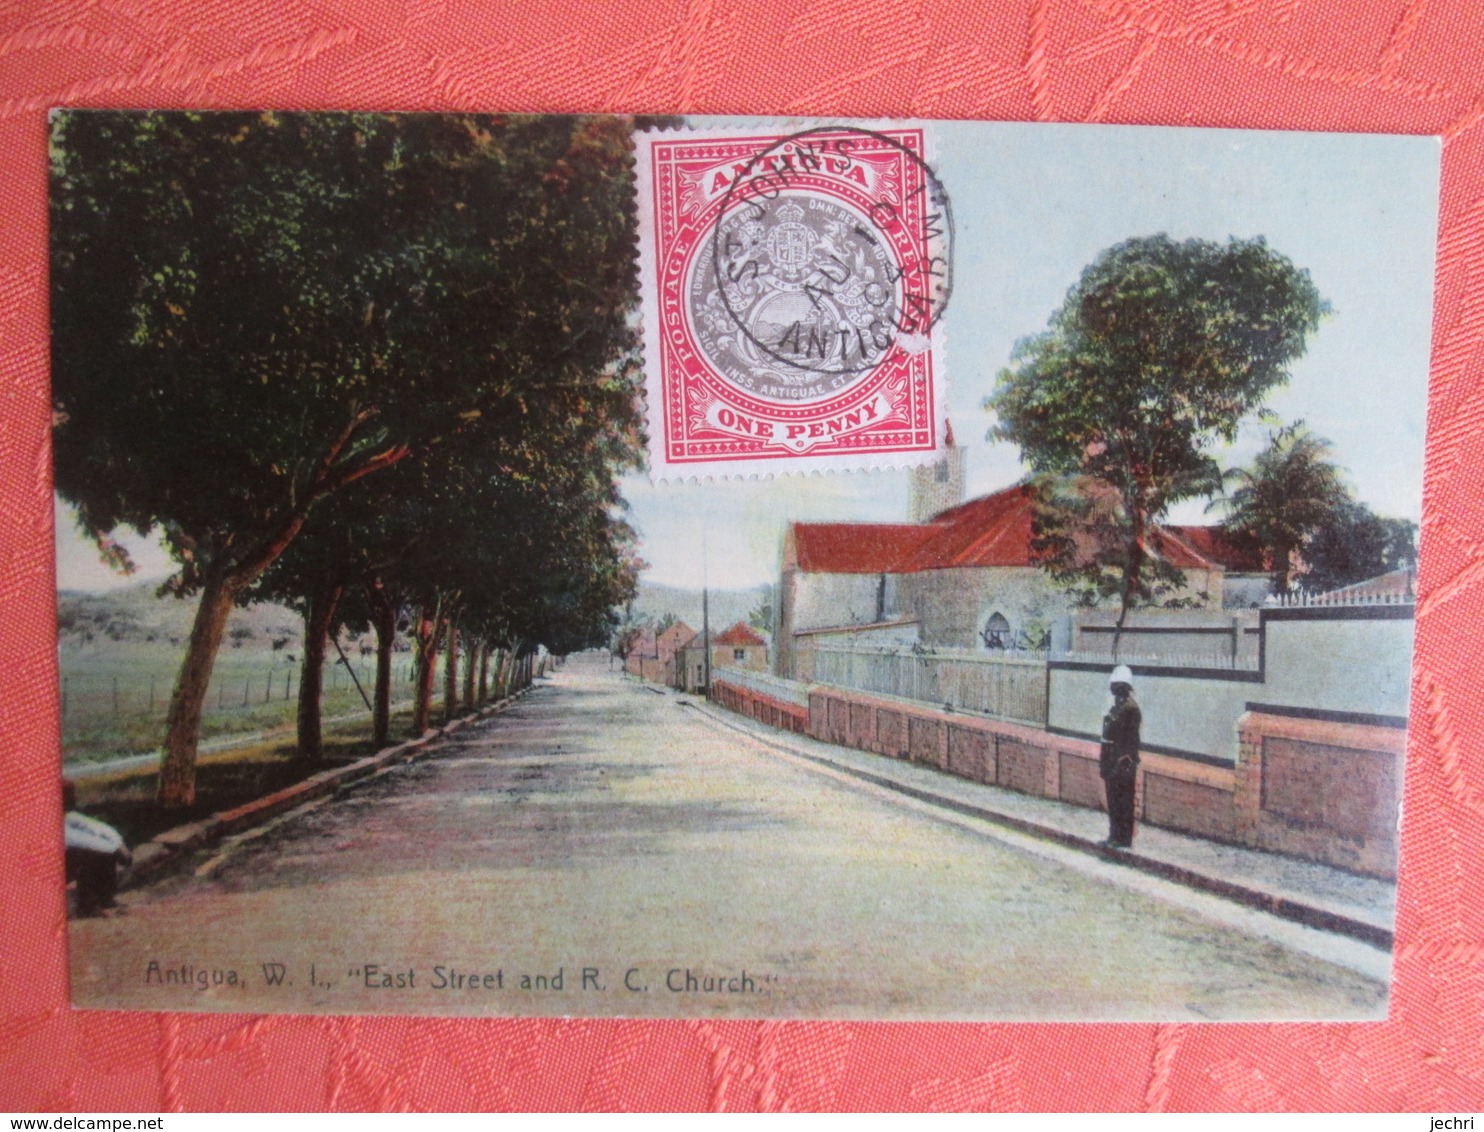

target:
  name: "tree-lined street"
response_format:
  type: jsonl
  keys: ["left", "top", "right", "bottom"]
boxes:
{"left": 72, "top": 654, "right": 1387, "bottom": 1021}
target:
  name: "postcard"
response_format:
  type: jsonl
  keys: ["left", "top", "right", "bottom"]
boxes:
{"left": 53, "top": 111, "right": 1436, "bottom": 1021}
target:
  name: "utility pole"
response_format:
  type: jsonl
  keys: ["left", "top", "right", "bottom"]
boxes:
{"left": 702, "top": 525, "right": 711, "bottom": 694}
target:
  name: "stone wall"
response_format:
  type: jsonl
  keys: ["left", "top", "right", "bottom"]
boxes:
{"left": 789, "top": 571, "right": 887, "bottom": 633}
{"left": 898, "top": 566, "right": 1225, "bottom": 652}
{"left": 897, "top": 566, "right": 1063, "bottom": 650}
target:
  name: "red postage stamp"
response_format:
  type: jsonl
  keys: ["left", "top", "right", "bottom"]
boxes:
{"left": 635, "top": 123, "right": 952, "bottom": 479}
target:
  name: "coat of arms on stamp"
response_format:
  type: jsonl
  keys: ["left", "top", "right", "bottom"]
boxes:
{"left": 636, "top": 123, "right": 952, "bottom": 478}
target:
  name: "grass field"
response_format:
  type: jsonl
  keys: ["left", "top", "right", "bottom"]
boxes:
{"left": 61, "top": 641, "right": 440, "bottom": 764}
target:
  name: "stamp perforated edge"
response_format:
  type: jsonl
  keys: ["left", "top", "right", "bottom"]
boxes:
{"left": 634, "top": 118, "right": 950, "bottom": 483}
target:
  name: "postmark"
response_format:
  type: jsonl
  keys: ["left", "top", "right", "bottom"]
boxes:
{"left": 636, "top": 123, "right": 952, "bottom": 477}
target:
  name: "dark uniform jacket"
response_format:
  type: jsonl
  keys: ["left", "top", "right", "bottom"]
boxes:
{"left": 1099, "top": 697, "right": 1142, "bottom": 779}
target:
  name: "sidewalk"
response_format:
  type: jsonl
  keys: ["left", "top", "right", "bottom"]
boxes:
{"left": 682, "top": 692, "right": 1396, "bottom": 952}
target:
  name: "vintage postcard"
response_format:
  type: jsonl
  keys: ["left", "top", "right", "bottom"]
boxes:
{"left": 53, "top": 111, "right": 1436, "bottom": 1021}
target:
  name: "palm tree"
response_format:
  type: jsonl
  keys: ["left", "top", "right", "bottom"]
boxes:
{"left": 1217, "top": 424, "right": 1350, "bottom": 593}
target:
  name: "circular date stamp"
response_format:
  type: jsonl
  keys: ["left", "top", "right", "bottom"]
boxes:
{"left": 636, "top": 123, "right": 952, "bottom": 475}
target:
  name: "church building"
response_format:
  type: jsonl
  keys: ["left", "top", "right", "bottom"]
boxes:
{"left": 774, "top": 423, "right": 1255, "bottom": 679}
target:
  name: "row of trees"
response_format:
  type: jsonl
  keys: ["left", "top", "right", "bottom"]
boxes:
{"left": 991, "top": 234, "right": 1415, "bottom": 631}
{"left": 52, "top": 111, "right": 654, "bottom": 808}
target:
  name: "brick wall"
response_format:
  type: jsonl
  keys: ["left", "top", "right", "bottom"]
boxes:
{"left": 713, "top": 681, "right": 1401, "bottom": 879}
{"left": 708, "top": 678, "right": 808, "bottom": 735}
{"left": 1142, "top": 772, "right": 1235, "bottom": 842}
{"left": 1058, "top": 751, "right": 1103, "bottom": 810}
{"left": 1235, "top": 710, "right": 1403, "bottom": 878}
{"left": 948, "top": 724, "right": 995, "bottom": 783}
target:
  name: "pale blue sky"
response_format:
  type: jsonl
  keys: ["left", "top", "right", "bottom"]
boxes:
{"left": 56, "top": 119, "right": 1439, "bottom": 593}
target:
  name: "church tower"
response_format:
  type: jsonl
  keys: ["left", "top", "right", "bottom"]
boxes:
{"left": 909, "top": 419, "right": 966, "bottom": 523}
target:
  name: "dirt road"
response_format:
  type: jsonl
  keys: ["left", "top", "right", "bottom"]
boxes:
{"left": 70, "top": 655, "right": 1387, "bottom": 1020}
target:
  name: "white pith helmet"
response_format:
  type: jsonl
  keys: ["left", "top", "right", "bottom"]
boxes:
{"left": 1109, "top": 664, "right": 1134, "bottom": 689}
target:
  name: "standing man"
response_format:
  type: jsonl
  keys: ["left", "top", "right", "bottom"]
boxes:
{"left": 1099, "top": 665, "right": 1141, "bottom": 849}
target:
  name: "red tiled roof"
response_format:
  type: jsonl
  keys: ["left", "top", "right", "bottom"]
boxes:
{"left": 1148, "top": 527, "right": 1217, "bottom": 571}
{"left": 712, "top": 621, "right": 767, "bottom": 647}
{"left": 790, "top": 484, "right": 1244, "bottom": 576}
{"left": 896, "top": 484, "right": 1038, "bottom": 570}
{"left": 790, "top": 523, "right": 939, "bottom": 574}
{"left": 1168, "top": 526, "right": 1266, "bottom": 572}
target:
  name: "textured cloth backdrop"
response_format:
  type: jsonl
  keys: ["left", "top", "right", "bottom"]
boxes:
{"left": 2, "top": 0, "right": 1482, "bottom": 1112}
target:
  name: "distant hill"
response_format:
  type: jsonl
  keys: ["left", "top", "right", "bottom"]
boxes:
{"left": 56, "top": 575, "right": 774, "bottom": 655}
{"left": 57, "top": 580, "right": 303, "bottom": 652}
{"left": 626, "top": 580, "right": 773, "bottom": 637}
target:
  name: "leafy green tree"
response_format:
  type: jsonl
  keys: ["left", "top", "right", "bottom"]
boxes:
{"left": 1024, "top": 475, "right": 1207, "bottom": 612}
{"left": 1302, "top": 502, "right": 1418, "bottom": 595}
{"left": 361, "top": 417, "right": 641, "bottom": 733}
{"left": 52, "top": 110, "right": 644, "bottom": 806}
{"left": 1217, "top": 424, "right": 1350, "bottom": 593}
{"left": 254, "top": 474, "right": 393, "bottom": 762}
{"left": 989, "top": 235, "right": 1328, "bottom": 645}
{"left": 747, "top": 586, "right": 776, "bottom": 634}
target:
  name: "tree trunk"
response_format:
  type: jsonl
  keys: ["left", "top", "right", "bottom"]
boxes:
{"left": 371, "top": 594, "right": 396, "bottom": 746}
{"left": 443, "top": 618, "right": 459, "bottom": 724}
{"left": 463, "top": 638, "right": 477, "bottom": 710}
{"left": 1274, "top": 541, "right": 1295, "bottom": 595}
{"left": 150, "top": 418, "right": 421, "bottom": 810}
{"left": 412, "top": 608, "right": 443, "bottom": 735}
{"left": 478, "top": 643, "right": 491, "bottom": 704}
{"left": 158, "top": 574, "right": 239, "bottom": 809}
{"left": 1113, "top": 505, "right": 1148, "bottom": 661}
{"left": 296, "top": 580, "right": 344, "bottom": 765}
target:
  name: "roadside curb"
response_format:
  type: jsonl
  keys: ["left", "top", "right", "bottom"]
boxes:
{"left": 120, "top": 685, "right": 537, "bottom": 889}
{"left": 688, "top": 698, "right": 1394, "bottom": 952}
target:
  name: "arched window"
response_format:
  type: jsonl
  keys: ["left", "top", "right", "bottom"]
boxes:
{"left": 982, "top": 612, "right": 1011, "bottom": 650}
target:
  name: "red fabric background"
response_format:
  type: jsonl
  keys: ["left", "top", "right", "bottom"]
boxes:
{"left": 2, "top": 0, "right": 1481, "bottom": 1112}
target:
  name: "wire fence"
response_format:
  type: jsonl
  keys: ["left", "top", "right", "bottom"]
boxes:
{"left": 59, "top": 654, "right": 438, "bottom": 762}
{"left": 59, "top": 658, "right": 431, "bottom": 722}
